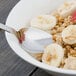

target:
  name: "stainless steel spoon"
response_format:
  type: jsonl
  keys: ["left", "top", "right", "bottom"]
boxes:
{"left": 0, "top": 23, "right": 53, "bottom": 53}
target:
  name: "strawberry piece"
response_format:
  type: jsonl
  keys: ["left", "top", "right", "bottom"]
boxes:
{"left": 71, "top": 10, "right": 76, "bottom": 22}
{"left": 19, "top": 38, "right": 23, "bottom": 43}
{"left": 19, "top": 34, "right": 25, "bottom": 44}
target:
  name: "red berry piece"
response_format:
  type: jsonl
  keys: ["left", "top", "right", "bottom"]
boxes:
{"left": 19, "top": 34, "right": 25, "bottom": 44}
{"left": 71, "top": 10, "right": 76, "bottom": 22}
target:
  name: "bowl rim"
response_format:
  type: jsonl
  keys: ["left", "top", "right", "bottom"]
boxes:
{"left": 5, "top": 0, "right": 76, "bottom": 75}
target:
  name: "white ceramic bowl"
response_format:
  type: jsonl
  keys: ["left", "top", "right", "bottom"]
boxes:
{"left": 5, "top": 0, "right": 76, "bottom": 76}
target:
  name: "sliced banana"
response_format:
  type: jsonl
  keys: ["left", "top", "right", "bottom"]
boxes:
{"left": 64, "top": 56, "right": 76, "bottom": 70}
{"left": 31, "top": 15, "right": 57, "bottom": 32}
{"left": 58, "top": 1, "right": 76, "bottom": 17}
{"left": 62, "top": 25, "right": 76, "bottom": 44}
{"left": 42, "top": 43, "right": 64, "bottom": 67}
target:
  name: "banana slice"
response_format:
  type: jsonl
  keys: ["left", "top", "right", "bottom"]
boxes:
{"left": 62, "top": 25, "right": 76, "bottom": 44}
{"left": 31, "top": 15, "right": 57, "bottom": 31}
{"left": 64, "top": 56, "right": 76, "bottom": 70}
{"left": 42, "top": 43, "right": 64, "bottom": 67}
{"left": 58, "top": 1, "right": 76, "bottom": 17}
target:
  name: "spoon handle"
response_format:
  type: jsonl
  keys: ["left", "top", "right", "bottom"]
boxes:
{"left": 0, "top": 23, "right": 16, "bottom": 34}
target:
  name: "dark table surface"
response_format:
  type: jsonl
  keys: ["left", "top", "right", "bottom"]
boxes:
{"left": 0, "top": 0, "right": 52, "bottom": 76}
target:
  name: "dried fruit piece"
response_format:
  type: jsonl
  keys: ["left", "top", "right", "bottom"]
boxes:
{"left": 19, "top": 33, "right": 25, "bottom": 43}
{"left": 71, "top": 10, "right": 76, "bottom": 22}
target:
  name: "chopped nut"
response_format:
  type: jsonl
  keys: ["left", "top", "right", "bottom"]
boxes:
{"left": 51, "top": 29, "right": 57, "bottom": 35}
{"left": 70, "top": 49, "right": 76, "bottom": 57}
